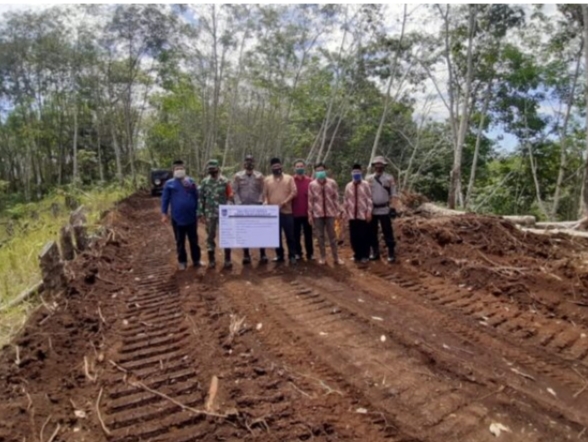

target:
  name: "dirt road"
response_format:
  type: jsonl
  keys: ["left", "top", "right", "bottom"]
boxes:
{"left": 1, "top": 192, "right": 588, "bottom": 441}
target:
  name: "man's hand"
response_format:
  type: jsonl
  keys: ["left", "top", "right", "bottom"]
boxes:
{"left": 366, "top": 213, "right": 372, "bottom": 223}
{"left": 308, "top": 216, "right": 314, "bottom": 226}
{"left": 161, "top": 214, "right": 168, "bottom": 224}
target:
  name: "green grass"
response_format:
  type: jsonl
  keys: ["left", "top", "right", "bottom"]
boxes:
{"left": 0, "top": 183, "right": 136, "bottom": 347}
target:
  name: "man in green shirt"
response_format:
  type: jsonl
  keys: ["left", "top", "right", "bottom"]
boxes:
{"left": 199, "top": 159, "right": 234, "bottom": 269}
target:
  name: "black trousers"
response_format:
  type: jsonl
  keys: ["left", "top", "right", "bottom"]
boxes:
{"left": 276, "top": 213, "right": 296, "bottom": 259}
{"left": 369, "top": 214, "right": 396, "bottom": 257}
{"left": 172, "top": 220, "right": 201, "bottom": 265}
{"left": 294, "top": 216, "right": 314, "bottom": 258}
{"left": 243, "top": 247, "right": 266, "bottom": 258}
{"left": 349, "top": 220, "right": 370, "bottom": 260}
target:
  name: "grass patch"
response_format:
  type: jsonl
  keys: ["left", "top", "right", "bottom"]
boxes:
{"left": 0, "top": 182, "right": 136, "bottom": 347}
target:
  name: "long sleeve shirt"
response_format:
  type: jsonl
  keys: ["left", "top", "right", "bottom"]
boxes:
{"left": 233, "top": 170, "right": 264, "bottom": 205}
{"left": 263, "top": 173, "right": 297, "bottom": 214}
{"left": 199, "top": 175, "right": 233, "bottom": 219}
{"left": 308, "top": 178, "right": 340, "bottom": 219}
{"left": 343, "top": 180, "right": 373, "bottom": 221}
{"left": 292, "top": 175, "right": 312, "bottom": 217}
{"left": 161, "top": 177, "right": 199, "bottom": 226}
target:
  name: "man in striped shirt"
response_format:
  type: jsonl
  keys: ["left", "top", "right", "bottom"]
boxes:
{"left": 308, "top": 162, "right": 343, "bottom": 265}
{"left": 343, "top": 163, "right": 373, "bottom": 263}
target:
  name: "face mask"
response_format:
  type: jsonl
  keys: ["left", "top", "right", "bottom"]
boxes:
{"left": 315, "top": 171, "right": 327, "bottom": 180}
{"left": 174, "top": 169, "right": 186, "bottom": 179}
{"left": 295, "top": 168, "right": 305, "bottom": 175}
{"left": 245, "top": 163, "right": 254, "bottom": 171}
{"left": 352, "top": 172, "right": 362, "bottom": 182}
{"left": 272, "top": 168, "right": 282, "bottom": 176}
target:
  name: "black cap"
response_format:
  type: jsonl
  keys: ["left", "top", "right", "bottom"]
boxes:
{"left": 173, "top": 159, "right": 184, "bottom": 167}
{"left": 352, "top": 163, "right": 362, "bottom": 170}
{"left": 270, "top": 157, "right": 281, "bottom": 166}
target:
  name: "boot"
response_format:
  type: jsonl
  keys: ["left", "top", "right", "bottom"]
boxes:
{"left": 242, "top": 250, "right": 251, "bottom": 265}
{"left": 208, "top": 251, "right": 216, "bottom": 269}
{"left": 224, "top": 249, "right": 233, "bottom": 269}
{"left": 387, "top": 250, "right": 396, "bottom": 263}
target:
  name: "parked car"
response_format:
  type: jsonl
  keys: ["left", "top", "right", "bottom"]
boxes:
{"left": 150, "top": 169, "right": 172, "bottom": 196}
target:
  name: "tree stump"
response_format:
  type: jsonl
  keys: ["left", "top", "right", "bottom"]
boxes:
{"left": 60, "top": 225, "right": 75, "bottom": 260}
{"left": 70, "top": 205, "right": 88, "bottom": 252}
{"left": 39, "top": 241, "right": 66, "bottom": 293}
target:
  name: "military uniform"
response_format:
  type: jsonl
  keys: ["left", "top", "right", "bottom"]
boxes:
{"left": 199, "top": 160, "right": 234, "bottom": 267}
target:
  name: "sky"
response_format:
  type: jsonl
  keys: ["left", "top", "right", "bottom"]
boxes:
{"left": 0, "top": 3, "right": 566, "bottom": 153}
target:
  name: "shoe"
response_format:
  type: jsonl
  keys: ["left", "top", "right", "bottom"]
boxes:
{"left": 207, "top": 251, "right": 216, "bottom": 268}
{"left": 335, "top": 258, "right": 344, "bottom": 265}
{"left": 289, "top": 257, "right": 297, "bottom": 265}
{"left": 360, "top": 258, "right": 369, "bottom": 264}
{"left": 369, "top": 254, "right": 380, "bottom": 261}
{"left": 307, "top": 255, "right": 314, "bottom": 261}
{"left": 178, "top": 262, "right": 187, "bottom": 270}
{"left": 242, "top": 256, "right": 252, "bottom": 265}
{"left": 224, "top": 261, "right": 233, "bottom": 269}
{"left": 272, "top": 257, "right": 285, "bottom": 263}
{"left": 295, "top": 254, "right": 302, "bottom": 261}
{"left": 387, "top": 255, "right": 396, "bottom": 263}
{"left": 260, "top": 255, "right": 269, "bottom": 264}
{"left": 193, "top": 261, "right": 204, "bottom": 268}
{"left": 318, "top": 258, "right": 326, "bottom": 265}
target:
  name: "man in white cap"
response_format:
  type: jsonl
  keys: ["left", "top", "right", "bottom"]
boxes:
{"left": 366, "top": 156, "right": 399, "bottom": 263}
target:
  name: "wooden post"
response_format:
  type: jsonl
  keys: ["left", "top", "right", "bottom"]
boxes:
{"left": 60, "top": 225, "right": 75, "bottom": 260}
{"left": 70, "top": 205, "right": 88, "bottom": 252}
{"left": 39, "top": 241, "right": 67, "bottom": 293}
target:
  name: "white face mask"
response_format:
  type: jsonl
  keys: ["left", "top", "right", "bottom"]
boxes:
{"left": 174, "top": 169, "right": 186, "bottom": 179}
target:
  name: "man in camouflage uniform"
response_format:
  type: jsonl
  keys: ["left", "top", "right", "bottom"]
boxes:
{"left": 199, "top": 159, "right": 234, "bottom": 269}
{"left": 232, "top": 154, "right": 268, "bottom": 265}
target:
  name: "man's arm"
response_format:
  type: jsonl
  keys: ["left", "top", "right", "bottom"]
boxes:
{"left": 283, "top": 176, "right": 297, "bottom": 206}
{"left": 232, "top": 174, "right": 242, "bottom": 205}
{"left": 199, "top": 181, "right": 206, "bottom": 215}
{"left": 365, "top": 183, "right": 373, "bottom": 222}
{"left": 226, "top": 181, "right": 235, "bottom": 205}
{"left": 262, "top": 177, "right": 269, "bottom": 205}
{"left": 389, "top": 175, "right": 399, "bottom": 209}
{"left": 161, "top": 183, "right": 171, "bottom": 223}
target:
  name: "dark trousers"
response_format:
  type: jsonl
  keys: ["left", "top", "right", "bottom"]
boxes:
{"left": 243, "top": 247, "right": 266, "bottom": 258}
{"left": 276, "top": 213, "right": 296, "bottom": 259}
{"left": 349, "top": 220, "right": 370, "bottom": 260}
{"left": 294, "top": 216, "right": 314, "bottom": 258}
{"left": 172, "top": 220, "right": 201, "bottom": 265}
{"left": 369, "top": 214, "right": 396, "bottom": 257}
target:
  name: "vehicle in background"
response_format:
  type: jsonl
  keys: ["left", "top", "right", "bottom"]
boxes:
{"left": 150, "top": 169, "right": 172, "bottom": 196}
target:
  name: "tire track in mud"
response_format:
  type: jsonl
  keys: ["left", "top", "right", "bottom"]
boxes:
{"left": 101, "top": 237, "right": 207, "bottom": 441}
{"left": 302, "top": 265, "right": 588, "bottom": 433}
{"left": 222, "top": 269, "right": 574, "bottom": 442}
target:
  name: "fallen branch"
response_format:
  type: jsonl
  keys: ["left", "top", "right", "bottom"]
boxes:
{"left": 40, "top": 415, "right": 52, "bottom": 442}
{"left": 96, "top": 387, "right": 111, "bottom": 436}
{"left": 205, "top": 376, "right": 219, "bottom": 412}
{"left": 0, "top": 281, "right": 43, "bottom": 312}
{"left": 47, "top": 424, "right": 61, "bottom": 442}
{"left": 97, "top": 306, "right": 106, "bottom": 324}
{"left": 128, "top": 379, "right": 231, "bottom": 419}
{"left": 84, "top": 356, "right": 97, "bottom": 382}
{"left": 510, "top": 367, "right": 536, "bottom": 381}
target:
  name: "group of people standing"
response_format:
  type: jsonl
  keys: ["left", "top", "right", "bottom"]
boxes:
{"left": 160, "top": 155, "right": 399, "bottom": 270}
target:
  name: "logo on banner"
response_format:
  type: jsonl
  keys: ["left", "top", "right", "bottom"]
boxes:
{"left": 221, "top": 208, "right": 228, "bottom": 217}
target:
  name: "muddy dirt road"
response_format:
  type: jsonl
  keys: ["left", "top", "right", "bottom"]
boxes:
{"left": 1, "top": 192, "right": 588, "bottom": 441}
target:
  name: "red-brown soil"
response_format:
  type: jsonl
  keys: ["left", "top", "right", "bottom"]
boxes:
{"left": 1, "top": 192, "right": 588, "bottom": 441}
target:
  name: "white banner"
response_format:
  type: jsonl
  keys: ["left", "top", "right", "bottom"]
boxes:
{"left": 219, "top": 204, "right": 279, "bottom": 248}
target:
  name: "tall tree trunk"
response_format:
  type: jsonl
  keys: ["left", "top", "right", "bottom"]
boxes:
{"left": 111, "top": 124, "right": 123, "bottom": 185}
{"left": 581, "top": 4, "right": 588, "bottom": 217}
{"left": 448, "top": 4, "right": 476, "bottom": 209}
{"left": 72, "top": 103, "right": 79, "bottom": 186}
{"left": 368, "top": 4, "right": 407, "bottom": 166}
{"left": 552, "top": 44, "right": 582, "bottom": 220}
{"left": 465, "top": 79, "right": 492, "bottom": 208}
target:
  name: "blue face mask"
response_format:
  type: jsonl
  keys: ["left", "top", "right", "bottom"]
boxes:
{"left": 352, "top": 172, "right": 362, "bottom": 181}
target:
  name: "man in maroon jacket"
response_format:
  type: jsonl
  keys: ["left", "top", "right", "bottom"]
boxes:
{"left": 292, "top": 159, "right": 314, "bottom": 261}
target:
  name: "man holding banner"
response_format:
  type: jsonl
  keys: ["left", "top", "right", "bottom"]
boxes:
{"left": 263, "top": 158, "right": 297, "bottom": 265}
